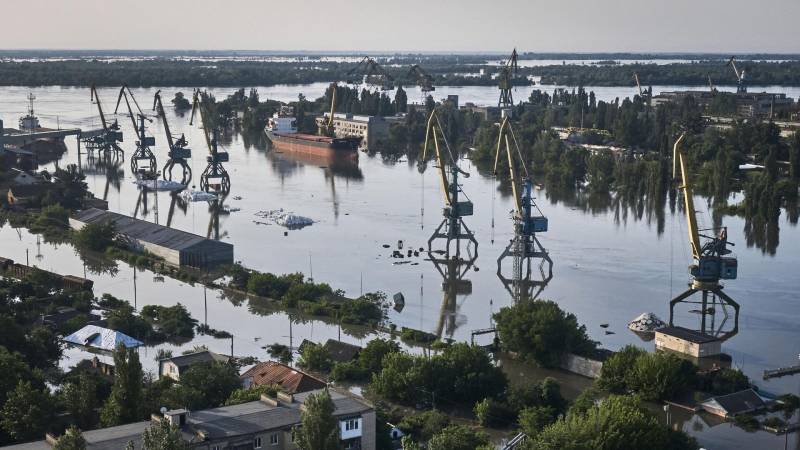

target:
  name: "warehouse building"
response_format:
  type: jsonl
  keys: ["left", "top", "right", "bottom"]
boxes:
{"left": 318, "top": 113, "right": 403, "bottom": 150}
{"left": 655, "top": 326, "right": 722, "bottom": 358}
{"left": 69, "top": 208, "right": 233, "bottom": 268}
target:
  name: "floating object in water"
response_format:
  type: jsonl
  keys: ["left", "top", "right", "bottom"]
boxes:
{"left": 134, "top": 179, "right": 185, "bottom": 191}
{"left": 382, "top": 244, "right": 390, "bottom": 248}
{"left": 627, "top": 312, "right": 666, "bottom": 333}
{"left": 233, "top": 196, "right": 243, "bottom": 200}
{"left": 605, "top": 331, "right": 615, "bottom": 335}
{"left": 600, "top": 323, "right": 609, "bottom": 328}
{"left": 254, "top": 209, "right": 314, "bottom": 229}
{"left": 398, "top": 240, "right": 404, "bottom": 249}
{"left": 181, "top": 190, "right": 217, "bottom": 202}
{"left": 393, "top": 292, "right": 405, "bottom": 312}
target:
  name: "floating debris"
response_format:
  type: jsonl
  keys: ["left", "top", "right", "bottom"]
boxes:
{"left": 181, "top": 190, "right": 217, "bottom": 202}
{"left": 133, "top": 179, "right": 185, "bottom": 191}
{"left": 627, "top": 312, "right": 666, "bottom": 333}
{"left": 382, "top": 244, "right": 391, "bottom": 248}
{"left": 600, "top": 323, "right": 609, "bottom": 328}
{"left": 254, "top": 209, "right": 314, "bottom": 229}
{"left": 233, "top": 195, "right": 243, "bottom": 200}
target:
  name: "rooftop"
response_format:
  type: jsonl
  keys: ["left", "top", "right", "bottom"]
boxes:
{"left": 160, "top": 350, "right": 230, "bottom": 369}
{"left": 241, "top": 361, "right": 327, "bottom": 393}
{"left": 656, "top": 326, "right": 719, "bottom": 344}
{"left": 324, "top": 339, "right": 362, "bottom": 363}
{"left": 701, "top": 389, "right": 767, "bottom": 415}
{"left": 71, "top": 208, "right": 232, "bottom": 253}
{"left": 63, "top": 324, "right": 143, "bottom": 351}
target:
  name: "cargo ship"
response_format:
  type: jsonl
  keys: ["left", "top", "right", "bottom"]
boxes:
{"left": 264, "top": 107, "right": 360, "bottom": 159}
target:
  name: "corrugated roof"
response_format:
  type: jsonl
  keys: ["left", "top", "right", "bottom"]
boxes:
{"left": 241, "top": 361, "right": 326, "bottom": 394}
{"left": 63, "top": 324, "right": 143, "bottom": 350}
{"left": 72, "top": 208, "right": 231, "bottom": 252}
{"left": 324, "top": 339, "right": 362, "bottom": 363}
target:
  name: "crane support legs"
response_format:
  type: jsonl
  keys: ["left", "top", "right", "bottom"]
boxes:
{"left": 669, "top": 286, "right": 740, "bottom": 340}
{"left": 163, "top": 159, "right": 192, "bottom": 185}
{"left": 427, "top": 216, "right": 478, "bottom": 258}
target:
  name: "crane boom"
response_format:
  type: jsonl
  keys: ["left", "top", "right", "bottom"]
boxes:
{"left": 152, "top": 91, "right": 175, "bottom": 149}
{"left": 190, "top": 90, "right": 214, "bottom": 152}
{"left": 90, "top": 84, "right": 109, "bottom": 131}
{"left": 633, "top": 72, "right": 643, "bottom": 97}
{"left": 673, "top": 133, "right": 702, "bottom": 260}
{"left": 423, "top": 111, "right": 454, "bottom": 206}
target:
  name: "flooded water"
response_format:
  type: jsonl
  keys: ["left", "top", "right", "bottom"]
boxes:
{"left": 1, "top": 85, "right": 799, "bottom": 448}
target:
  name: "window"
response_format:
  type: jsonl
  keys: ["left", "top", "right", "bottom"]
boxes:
{"left": 212, "top": 446, "right": 221, "bottom": 450}
{"left": 270, "top": 433, "right": 278, "bottom": 445}
{"left": 254, "top": 436, "right": 262, "bottom": 448}
{"left": 345, "top": 418, "right": 359, "bottom": 431}
{"left": 170, "top": 365, "right": 176, "bottom": 373}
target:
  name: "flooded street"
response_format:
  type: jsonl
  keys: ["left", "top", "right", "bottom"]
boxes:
{"left": 2, "top": 84, "right": 800, "bottom": 449}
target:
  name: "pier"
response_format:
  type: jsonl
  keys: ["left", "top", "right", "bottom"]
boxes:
{"left": 763, "top": 364, "right": 800, "bottom": 380}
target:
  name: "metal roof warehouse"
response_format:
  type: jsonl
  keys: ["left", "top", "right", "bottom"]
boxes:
{"left": 69, "top": 208, "right": 233, "bottom": 268}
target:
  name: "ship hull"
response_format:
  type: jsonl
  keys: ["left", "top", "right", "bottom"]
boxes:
{"left": 265, "top": 130, "right": 359, "bottom": 160}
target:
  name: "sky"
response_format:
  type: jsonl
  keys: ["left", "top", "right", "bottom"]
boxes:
{"left": 1, "top": 0, "right": 799, "bottom": 53}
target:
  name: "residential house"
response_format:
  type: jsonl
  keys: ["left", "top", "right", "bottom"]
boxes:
{"left": 700, "top": 389, "right": 768, "bottom": 419}
{"left": 159, "top": 350, "right": 231, "bottom": 381}
{"left": 7, "top": 184, "right": 47, "bottom": 207}
{"left": 655, "top": 326, "right": 722, "bottom": 358}
{"left": 241, "top": 361, "right": 327, "bottom": 394}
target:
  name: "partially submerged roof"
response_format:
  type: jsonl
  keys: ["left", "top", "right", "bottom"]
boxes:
{"left": 324, "top": 339, "right": 362, "bottom": 363}
{"left": 71, "top": 208, "right": 231, "bottom": 252}
{"left": 161, "top": 350, "right": 230, "bottom": 369}
{"left": 63, "top": 324, "right": 143, "bottom": 350}
{"left": 655, "top": 326, "right": 719, "bottom": 344}
{"left": 701, "top": 389, "right": 766, "bottom": 416}
{"left": 241, "top": 361, "right": 326, "bottom": 394}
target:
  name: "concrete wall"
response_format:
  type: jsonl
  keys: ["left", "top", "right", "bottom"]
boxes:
{"left": 560, "top": 353, "right": 604, "bottom": 379}
{"left": 359, "top": 410, "right": 377, "bottom": 450}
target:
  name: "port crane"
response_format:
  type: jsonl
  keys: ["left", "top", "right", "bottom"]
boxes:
{"left": 347, "top": 56, "right": 394, "bottom": 90}
{"left": 82, "top": 84, "right": 123, "bottom": 156}
{"left": 190, "top": 90, "right": 231, "bottom": 194}
{"left": 493, "top": 117, "right": 552, "bottom": 301}
{"left": 670, "top": 133, "right": 739, "bottom": 339}
{"left": 707, "top": 73, "right": 717, "bottom": 94}
{"left": 727, "top": 56, "right": 747, "bottom": 94}
{"left": 406, "top": 64, "right": 435, "bottom": 103}
{"left": 498, "top": 48, "right": 519, "bottom": 109}
{"left": 153, "top": 90, "right": 192, "bottom": 184}
{"left": 114, "top": 85, "right": 157, "bottom": 176}
{"left": 318, "top": 83, "right": 338, "bottom": 137}
{"left": 420, "top": 109, "right": 478, "bottom": 260}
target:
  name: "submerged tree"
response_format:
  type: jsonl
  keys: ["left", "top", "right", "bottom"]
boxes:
{"left": 294, "top": 390, "right": 340, "bottom": 450}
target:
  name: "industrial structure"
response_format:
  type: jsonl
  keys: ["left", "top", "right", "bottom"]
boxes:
{"left": 727, "top": 56, "right": 746, "bottom": 94}
{"left": 429, "top": 239, "right": 476, "bottom": 338}
{"left": 115, "top": 85, "right": 157, "bottom": 175}
{"left": 81, "top": 84, "right": 124, "bottom": 157}
{"left": 347, "top": 56, "right": 394, "bottom": 90}
{"left": 190, "top": 90, "right": 231, "bottom": 194}
{"left": 420, "top": 109, "right": 478, "bottom": 259}
{"left": 493, "top": 117, "right": 552, "bottom": 301}
{"left": 69, "top": 208, "right": 233, "bottom": 268}
{"left": 153, "top": 90, "right": 192, "bottom": 184}
{"left": 669, "top": 133, "right": 739, "bottom": 340}
{"left": 497, "top": 48, "right": 519, "bottom": 109}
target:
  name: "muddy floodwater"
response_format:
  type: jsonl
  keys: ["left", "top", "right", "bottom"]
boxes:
{"left": 1, "top": 85, "right": 799, "bottom": 449}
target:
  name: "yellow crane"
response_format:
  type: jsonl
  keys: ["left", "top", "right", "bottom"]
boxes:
{"left": 493, "top": 117, "right": 552, "bottom": 301}
{"left": 670, "top": 133, "right": 739, "bottom": 338}
{"left": 190, "top": 90, "right": 231, "bottom": 193}
{"left": 421, "top": 109, "right": 477, "bottom": 254}
{"left": 727, "top": 56, "right": 747, "bottom": 93}
{"left": 318, "top": 83, "right": 337, "bottom": 137}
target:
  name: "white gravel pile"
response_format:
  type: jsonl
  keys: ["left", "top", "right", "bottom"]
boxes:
{"left": 181, "top": 190, "right": 217, "bottom": 202}
{"left": 627, "top": 312, "right": 666, "bottom": 333}
{"left": 133, "top": 179, "right": 185, "bottom": 191}
{"left": 254, "top": 209, "right": 314, "bottom": 228}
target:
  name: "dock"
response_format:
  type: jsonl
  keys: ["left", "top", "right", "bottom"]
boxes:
{"left": 763, "top": 364, "right": 800, "bottom": 380}
{"left": 2, "top": 127, "right": 81, "bottom": 146}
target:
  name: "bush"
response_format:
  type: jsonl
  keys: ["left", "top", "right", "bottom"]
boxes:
{"left": 140, "top": 304, "right": 197, "bottom": 340}
{"left": 73, "top": 222, "right": 115, "bottom": 252}
{"left": 733, "top": 414, "right": 759, "bottom": 432}
{"left": 330, "top": 361, "right": 368, "bottom": 382}
{"left": 474, "top": 398, "right": 516, "bottom": 428}
{"left": 428, "top": 425, "right": 490, "bottom": 450}
{"left": 598, "top": 346, "right": 696, "bottom": 401}
{"left": 225, "top": 384, "right": 279, "bottom": 406}
{"left": 493, "top": 299, "right": 596, "bottom": 367}
{"left": 696, "top": 368, "right": 750, "bottom": 395}
{"left": 397, "top": 410, "right": 451, "bottom": 442}
{"left": 298, "top": 343, "right": 332, "bottom": 372}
